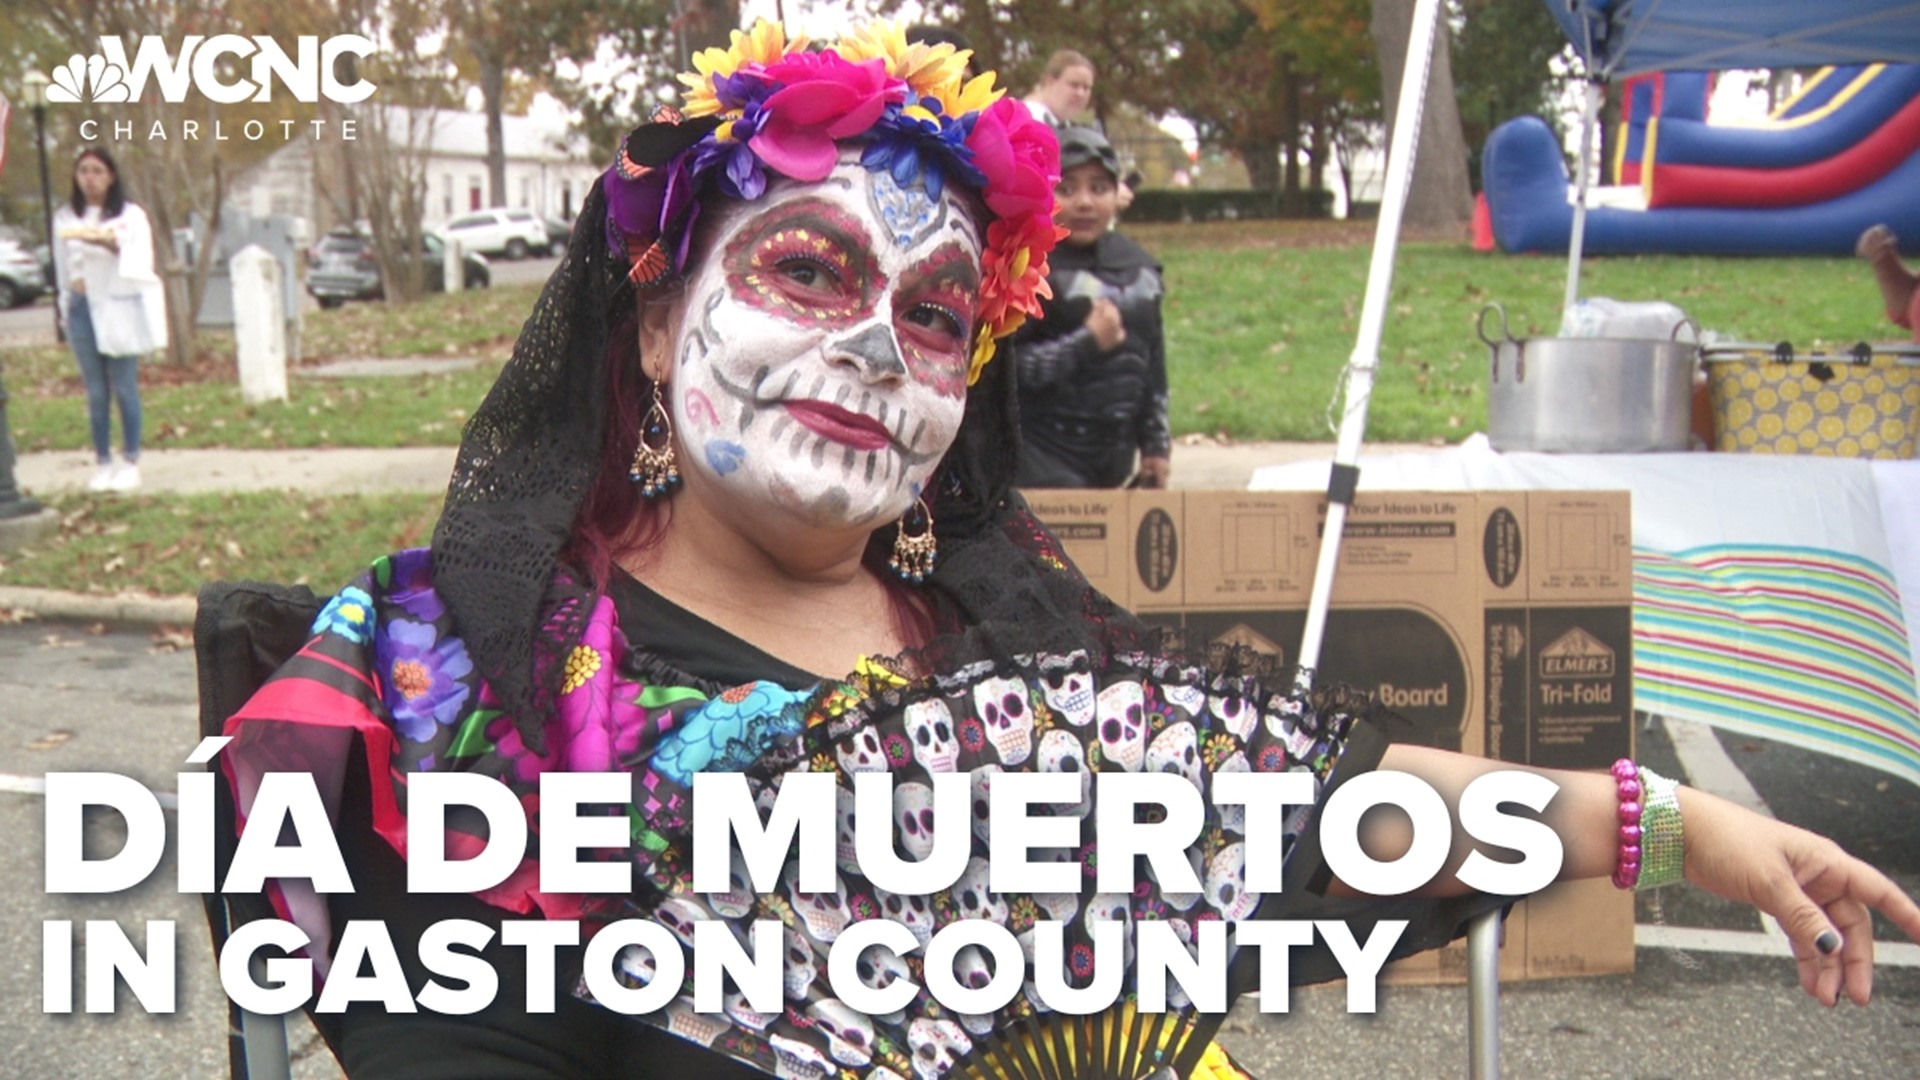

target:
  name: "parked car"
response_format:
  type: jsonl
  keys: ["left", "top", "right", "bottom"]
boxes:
{"left": 306, "top": 227, "right": 490, "bottom": 308}
{"left": 542, "top": 214, "right": 573, "bottom": 251}
{"left": 435, "top": 208, "right": 552, "bottom": 260}
{"left": 0, "top": 240, "right": 49, "bottom": 308}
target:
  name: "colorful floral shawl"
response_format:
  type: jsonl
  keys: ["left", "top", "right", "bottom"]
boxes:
{"left": 223, "top": 547, "right": 1369, "bottom": 1077}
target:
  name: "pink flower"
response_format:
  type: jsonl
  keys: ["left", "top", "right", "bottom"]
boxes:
{"left": 966, "top": 98, "right": 1059, "bottom": 221}
{"left": 751, "top": 53, "right": 899, "bottom": 180}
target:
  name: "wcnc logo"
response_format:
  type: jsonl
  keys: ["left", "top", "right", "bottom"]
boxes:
{"left": 38, "top": 35, "right": 375, "bottom": 106}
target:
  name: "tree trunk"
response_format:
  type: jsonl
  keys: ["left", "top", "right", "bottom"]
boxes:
{"left": 680, "top": 0, "right": 736, "bottom": 60}
{"left": 481, "top": 53, "right": 507, "bottom": 208}
{"left": 1238, "top": 137, "right": 1283, "bottom": 192}
{"left": 1281, "top": 57, "right": 1302, "bottom": 213}
{"left": 1372, "top": 0, "right": 1473, "bottom": 233}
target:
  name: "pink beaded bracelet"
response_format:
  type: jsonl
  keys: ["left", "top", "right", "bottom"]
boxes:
{"left": 1610, "top": 758, "right": 1644, "bottom": 890}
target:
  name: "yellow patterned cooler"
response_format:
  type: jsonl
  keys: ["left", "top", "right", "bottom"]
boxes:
{"left": 1704, "top": 343, "right": 1920, "bottom": 459}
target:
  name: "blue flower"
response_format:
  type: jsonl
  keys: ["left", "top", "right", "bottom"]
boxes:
{"left": 860, "top": 101, "right": 984, "bottom": 205}
{"left": 650, "top": 680, "right": 810, "bottom": 785}
{"left": 312, "top": 586, "right": 375, "bottom": 645}
{"left": 376, "top": 618, "right": 475, "bottom": 743}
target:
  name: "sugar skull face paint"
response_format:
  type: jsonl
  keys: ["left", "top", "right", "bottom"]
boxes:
{"left": 664, "top": 158, "right": 981, "bottom": 531}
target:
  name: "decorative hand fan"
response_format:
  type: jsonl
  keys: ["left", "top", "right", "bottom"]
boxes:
{"left": 584, "top": 649, "right": 1373, "bottom": 1080}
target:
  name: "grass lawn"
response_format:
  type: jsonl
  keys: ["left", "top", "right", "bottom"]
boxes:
{"left": 0, "top": 491, "right": 441, "bottom": 598}
{"left": 1, "top": 283, "right": 530, "bottom": 453}
{"left": 1, "top": 223, "right": 1900, "bottom": 598}
{"left": 3, "top": 226, "right": 1898, "bottom": 450}
{"left": 1130, "top": 221, "right": 1894, "bottom": 443}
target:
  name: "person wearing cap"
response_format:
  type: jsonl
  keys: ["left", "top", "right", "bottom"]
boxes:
{"left": 1014, "top": 126, "right": 1172, "bottom": 489}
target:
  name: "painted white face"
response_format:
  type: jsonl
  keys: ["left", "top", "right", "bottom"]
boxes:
{"left": 664, "top": 157, "right": 981, "bottom": 530}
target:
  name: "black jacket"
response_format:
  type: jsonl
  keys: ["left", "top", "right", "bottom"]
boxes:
{"left": 1013, "top": 231, "right": 1171, "bottom": 488}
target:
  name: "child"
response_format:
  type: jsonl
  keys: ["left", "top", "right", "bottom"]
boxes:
{"left": 1014, "top": 127, "right": 1171, "bottom": 488}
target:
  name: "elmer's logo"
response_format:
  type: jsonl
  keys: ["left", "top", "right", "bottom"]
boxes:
{"left": 38, "top": 35, "right": 375, "bottom": 105}
{"left": 1540, "top": 627, "right": 1615, "bottom": 679}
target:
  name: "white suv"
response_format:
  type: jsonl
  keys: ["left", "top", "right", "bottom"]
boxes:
{"left": 436, "top": 208, "right": 552, "bottom": 260}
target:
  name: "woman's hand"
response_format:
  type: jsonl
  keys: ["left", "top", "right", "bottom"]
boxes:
{"left": 1679, "top": 786, "right": 1920, "bottom": 1007}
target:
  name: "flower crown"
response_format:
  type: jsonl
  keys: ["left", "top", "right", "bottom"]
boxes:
{"left": 602, "top": 20, "right": 1063, "bottom": 384}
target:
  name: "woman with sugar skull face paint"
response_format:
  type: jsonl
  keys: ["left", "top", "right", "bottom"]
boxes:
{"left": 221, "top": 20, "right": 1920, "bottom": 1080}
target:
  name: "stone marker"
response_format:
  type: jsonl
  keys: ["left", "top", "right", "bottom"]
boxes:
{"left": 231, "top": 244, "right": 288, "bottom": 403}
{"left": 442, "top": 234, "right": 463, "bottom": 294}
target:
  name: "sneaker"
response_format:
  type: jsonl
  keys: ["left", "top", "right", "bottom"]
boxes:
{"left": 108, "top": 461, "right": 142, "bottom": 493}
{"left": 85, "top": 463, "right": 117, "bottom": 493}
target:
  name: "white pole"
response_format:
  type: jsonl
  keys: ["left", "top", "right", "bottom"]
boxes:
{"left": 1295, "top": 0, "right": 1446, "bottom": 690}
{"left": 1563, "top": 79, "right": 1605, "bottom": 313}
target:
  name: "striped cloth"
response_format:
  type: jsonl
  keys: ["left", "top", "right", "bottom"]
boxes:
{"left": 1635, "top": 544, "right": 1920, "bottom": 787}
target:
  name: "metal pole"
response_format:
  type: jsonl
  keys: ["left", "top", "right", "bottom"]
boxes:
{"left": 32, "top": 98, "right": 63, "bottom": 344}
{"left": 1294, "top": 0, "right": 1444, "bottom": 688}
{"left": 1562, "top": 79, "right": 1605, "bottom": 314}
{"left": 1467, "top": 908, "right": 1503, "bottom": 1079}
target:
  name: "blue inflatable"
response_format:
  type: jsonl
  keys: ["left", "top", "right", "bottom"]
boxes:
{"left": 1484, "top": 112, "right": 1920, "bottom": 256}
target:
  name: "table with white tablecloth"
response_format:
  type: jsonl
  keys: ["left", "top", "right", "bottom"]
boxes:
{"left": 1251, "top": 435, "right": 1920, "bottom": 788}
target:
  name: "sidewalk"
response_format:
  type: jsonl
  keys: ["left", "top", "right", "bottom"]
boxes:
{"left": 14, "top": 439, "right": 1432, "bottom": 498}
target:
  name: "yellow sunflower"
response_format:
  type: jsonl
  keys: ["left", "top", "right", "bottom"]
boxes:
{"left": 836, "top": 20, "right": 972, "bottom": 102}
{"left": 678, "top": 20, "right": 806, "bottom": 117}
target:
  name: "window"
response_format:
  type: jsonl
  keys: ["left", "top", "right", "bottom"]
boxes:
{"left": 449, "top": 215, "right": 486, "bottom": 230}
{"left": 506, "top": 209, "right": 534, "bottom": 222}
{"left": 441, "top": 175, "right": 453, "bottom": 218}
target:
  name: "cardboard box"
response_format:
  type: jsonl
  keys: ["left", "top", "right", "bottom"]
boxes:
{"left": 1026, "top": 489, "right": 1636, "bottom": 983}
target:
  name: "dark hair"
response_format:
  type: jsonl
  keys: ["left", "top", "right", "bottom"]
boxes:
{"left": 69, "top": 147, "right": 128, "bottom": 220}
{"left": 905, "top": 24, "right": 972, "bottom": 53}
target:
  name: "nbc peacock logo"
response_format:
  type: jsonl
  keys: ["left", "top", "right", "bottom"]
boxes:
{"left": 43, "top": 53, "right": 134, "bottom": 104}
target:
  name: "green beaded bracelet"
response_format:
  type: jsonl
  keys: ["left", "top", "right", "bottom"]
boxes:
{"left": 1636, "top": 766, "right": 1686, "bottom": 890}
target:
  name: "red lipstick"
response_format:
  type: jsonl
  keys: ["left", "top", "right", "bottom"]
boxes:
{"left": 785, "top": 400, "right": 893, "bottom": 451}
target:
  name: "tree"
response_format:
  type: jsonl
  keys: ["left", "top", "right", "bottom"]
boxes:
{"left": 326, "top": 0, "right": 461, "bottom": 303}
{"left": 1371, "top": 0, "right": 1472, "bottom": 231}
{"left": 1453, "top": 0, "right": 1571, "bottom": 189}
{"left": 442, "top": 0, "right": 601, "bottom": 210}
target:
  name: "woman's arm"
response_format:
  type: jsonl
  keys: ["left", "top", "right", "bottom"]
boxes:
{"left": 1345, "top": 742, "right": 1920, "bottom": 1006}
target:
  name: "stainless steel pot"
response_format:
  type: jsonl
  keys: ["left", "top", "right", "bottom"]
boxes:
{"left": 1478, "top": 302, "right": 1698, "bottom": 453}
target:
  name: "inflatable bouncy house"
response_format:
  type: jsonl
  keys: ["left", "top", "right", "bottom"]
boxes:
{"left": 1485, "top": 63, "right": 1920, "bottom": 255}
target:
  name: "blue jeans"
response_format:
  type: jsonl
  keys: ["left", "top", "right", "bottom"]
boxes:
{"left": 67, "top": 294, "right": 143, "bottom": 464}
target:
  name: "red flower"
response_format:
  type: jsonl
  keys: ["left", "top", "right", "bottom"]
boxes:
{"left": 977, "top": 213, "right": 1065, "bottom": 332}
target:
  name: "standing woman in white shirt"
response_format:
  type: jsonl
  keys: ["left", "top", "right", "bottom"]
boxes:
{"left": 51, "top": 147, "right": 168, "bottom": 493}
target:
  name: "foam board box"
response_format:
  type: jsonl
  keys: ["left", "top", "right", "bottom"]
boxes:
{"left": 1025, "top": 488, "right": 1636, "bottom": 983}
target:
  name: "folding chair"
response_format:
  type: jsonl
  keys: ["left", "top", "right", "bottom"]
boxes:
{"left": 193, "top": 580, "right": 331, "bottom": 1080}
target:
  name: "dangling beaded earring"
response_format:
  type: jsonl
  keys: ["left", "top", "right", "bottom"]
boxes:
{"left": 629, "top": 380, "right": 681, "bottom": 498}
{"left": 888, "top": 497, "right": 938, "bottom": 583}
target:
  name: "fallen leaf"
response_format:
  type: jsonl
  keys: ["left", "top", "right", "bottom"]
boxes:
{"left": 224, "top": 540, "right": 245, "bottom": 558}
{"left": 84, "top": 622, "right": 108, "bottom": 635}
{"left": 150, "top": 625, "right": 193, "bottom": 651}
{"left": 26, "top": 729, "right": 74, "bottom": 751}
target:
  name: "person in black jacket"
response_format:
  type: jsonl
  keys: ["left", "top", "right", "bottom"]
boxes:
{"left": 1014, "top": 126, "right": 1172, "bottom": 488}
